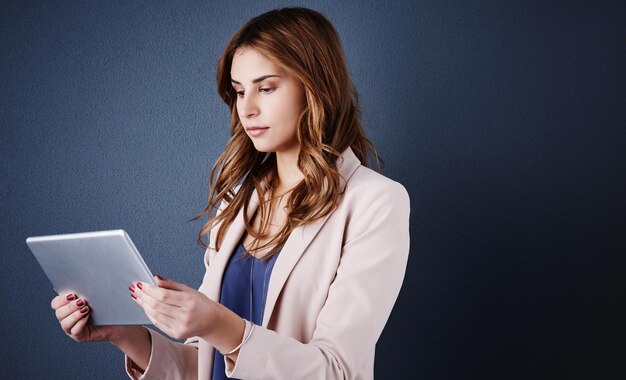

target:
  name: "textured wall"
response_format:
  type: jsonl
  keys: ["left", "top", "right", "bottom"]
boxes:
{"left": 1, "top": 1, "right": 624, "bottom": 379}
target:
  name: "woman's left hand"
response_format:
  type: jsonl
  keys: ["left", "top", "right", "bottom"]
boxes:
{"left": 130, "top": 275, "right": 218, "bottom": 340}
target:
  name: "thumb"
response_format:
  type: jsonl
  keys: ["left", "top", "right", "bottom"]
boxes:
{"left": 153, "top": 274, "right": 189, "bottom": 291}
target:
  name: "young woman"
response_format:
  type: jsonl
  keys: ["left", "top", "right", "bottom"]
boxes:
{"left": 50, "top": 7, "right": 410, "bottom": 379}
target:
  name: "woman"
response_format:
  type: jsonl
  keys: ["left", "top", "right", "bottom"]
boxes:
{"left": 50, "top": 7, "right": 410, "bottom": 379}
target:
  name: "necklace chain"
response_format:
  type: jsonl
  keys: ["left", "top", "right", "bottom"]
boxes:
{"left": 249, "top": 252, "right": 271, "bottom": 323}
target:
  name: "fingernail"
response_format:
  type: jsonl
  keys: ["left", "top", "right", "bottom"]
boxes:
{"left": 129, "top": 284, "right": 135, "bottom": 293}
{"left": 155, "top": 274, "right": 163, "bottom": 281}
{"left": 80, "top": 306, "right": 89, "bottom": 314}
{"left": 66, "top": 294, "right": 75, "bottom": 301}
{"left": 131, "top": 293, "right": 137, "bottom": 300}
{"left": 76, "top": 299, "right": 85, "bottom": 307}
{"left": 137, "top": 282, "right": 143, "bottom": 290}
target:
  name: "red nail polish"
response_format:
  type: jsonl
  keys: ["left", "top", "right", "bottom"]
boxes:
{"left": 80, "top": 306, "right": 89, "bottom": 314}
{"left": 155, "top": 274, "right": 163, "bottom": 281}
{"left": 131, "top": 293, "right": 137, "bottom": 300}
{"left": 129, "top": 284, "right": 135, "bottom": 292}
{"left": 76, "top": 299, "right": 85, "bottom": 307}
{"left": 137, "top": 282, "right": 143, "bottom": 290}
{"left": 66, "top": 294, "right": 75, "bottom": 301}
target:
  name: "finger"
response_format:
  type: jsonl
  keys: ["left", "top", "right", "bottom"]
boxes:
{"left": 69, "top": 310, "right": 90, "bottom": 338}
{"left": 136, "top": 282, "right": 185, "bottom": 307}
{"left": 133, "top": 288, "right": 180, "bottom": 320}
{"left": 51, "top": 293, "right": 76, "bottom": 310}
{"left": 153, "top": 275, "right": 191, "bottom": 292}
{"left": 141, "top": 302, "right": 175, "bottom": 332}
{"left": 60, "top": 305, "right": 89, "bottom": 335}
{"left": 55, "top": 298, "right": 87, "bottom": 321}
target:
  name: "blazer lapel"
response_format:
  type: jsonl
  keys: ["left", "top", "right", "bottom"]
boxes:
{"left": 261, "top": 146, "right": 361, "bottom": 327}
{"left": 203, "top": 189, "right": 260, "bottom": 301}
{"left": 202, "top": 147, "right": 361, "bottom": 326}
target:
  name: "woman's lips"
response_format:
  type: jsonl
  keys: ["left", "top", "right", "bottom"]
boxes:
{"left": 246, "top": 127, "right": 269, "bottom": 137}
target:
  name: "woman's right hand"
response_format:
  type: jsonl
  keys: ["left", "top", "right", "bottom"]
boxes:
{"left": 51, "top": 293, "right": 130, "bottom": 343}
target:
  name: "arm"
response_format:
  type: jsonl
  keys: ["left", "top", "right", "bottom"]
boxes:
{"left": 49, "top": 294, "right": 165, "bottom": 380}
{"left": 227, "top": 182, "right": 411, "bottom": 379}
{"left": 124, "top": 274, "right": 248, "bottom": 379}
{"left": 120, "top": 198, "right": 235, "bottom": 380}
{"left": 109, "top": 326, "right": 151, "bottom": 376}
{"left": 121, "top": 326, "right": 200, "bottom": 380}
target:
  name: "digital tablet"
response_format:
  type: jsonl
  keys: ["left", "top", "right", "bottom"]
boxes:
{"left": 26, "top": 229, "right": 156, "bottom": 326}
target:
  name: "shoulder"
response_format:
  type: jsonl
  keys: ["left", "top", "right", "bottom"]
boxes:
{"left": 342, "top": 164, "right": 410, "bottom": 213}
{"left": 337, "top": 164, "right": 411, "bottom": 249}
{"left": 345, "top": 165, "right": 410, "bottom": 201}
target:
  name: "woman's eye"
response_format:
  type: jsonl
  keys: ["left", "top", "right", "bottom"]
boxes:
{"left": 235, "top": 87, "right": 274, "bottom": 98}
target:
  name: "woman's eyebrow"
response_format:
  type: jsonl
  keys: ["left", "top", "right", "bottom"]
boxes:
{"left": 230, "top": 74, "right": 281, "bottom": 85}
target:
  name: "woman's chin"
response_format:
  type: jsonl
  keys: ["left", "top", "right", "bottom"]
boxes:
{"left": 251, "top": 143, "right": 274, "bottom": 153}
{"left": 249, "top": 139, "right": 299, "bottom": 155}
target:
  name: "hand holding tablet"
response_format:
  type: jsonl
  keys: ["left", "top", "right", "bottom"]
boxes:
{"left": 26, "top": 229, "right": 157, "bottom": 326}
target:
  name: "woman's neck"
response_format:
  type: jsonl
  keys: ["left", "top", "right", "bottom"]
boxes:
{"left": 274, "top": 146, "right": 304, "bottom": 191}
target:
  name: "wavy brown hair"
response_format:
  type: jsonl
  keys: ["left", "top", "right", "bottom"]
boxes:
{"left": 193, "top": 7, "right": 381, "bottom": 259}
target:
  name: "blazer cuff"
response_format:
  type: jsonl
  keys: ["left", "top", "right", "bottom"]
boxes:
{"left": 125, "top": 355, "right": 146, "bottom": 380}
{"left": 124, "top": 327, "right": 198, "bottom": 380}
{"left": 124, "top": 328, "right": 157, "bottom": 380}
{"left": 224, "top": 319, "right": 254, "bottom": 376}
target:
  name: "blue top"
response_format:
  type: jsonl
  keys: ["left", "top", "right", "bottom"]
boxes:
{"left": 212, "top": 237, "right": 280, "bottom": 380}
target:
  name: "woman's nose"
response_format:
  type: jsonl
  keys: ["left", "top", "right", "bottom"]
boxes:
{"left": 239, "top": 95, "right": 259, "bottom": 118}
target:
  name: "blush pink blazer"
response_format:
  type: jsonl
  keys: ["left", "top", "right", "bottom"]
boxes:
{"left": 125, "top": 146, "right": 411, "bottom": 379}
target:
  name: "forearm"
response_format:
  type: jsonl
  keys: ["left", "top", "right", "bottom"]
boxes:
{"left": 201, "top": 301, "right": 245, "bottom": 363}
{"left": 110, "top": 326, "right": 152, "bottom": 372}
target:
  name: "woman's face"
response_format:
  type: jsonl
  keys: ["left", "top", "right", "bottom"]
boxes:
{"left": 230, "top": 47, "right": 306, "bottom": 154}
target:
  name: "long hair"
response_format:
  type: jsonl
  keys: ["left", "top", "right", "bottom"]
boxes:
{"left": 193, "top": 7, "right": 381, "bottom": 259}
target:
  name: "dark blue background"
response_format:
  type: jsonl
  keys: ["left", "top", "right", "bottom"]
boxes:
{"left": 1, "top": 1, "right": 624, "bottom": 379}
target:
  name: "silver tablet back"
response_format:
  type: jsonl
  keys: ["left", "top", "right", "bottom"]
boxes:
{"left": 27, "top": 230, "right": 156, "bottom": 325}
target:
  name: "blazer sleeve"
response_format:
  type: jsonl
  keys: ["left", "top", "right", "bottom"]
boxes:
{"left": 226, "top": 181, "right": 411, "bottom": 380}
{"left": 124, "top": 280, "right": 212, "bottom": 380}
{"left": 124, "top": 197, "right": 232, "bottom": 380}
{"left": 125, "top": 328, "right": 200, "bottom": 380}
